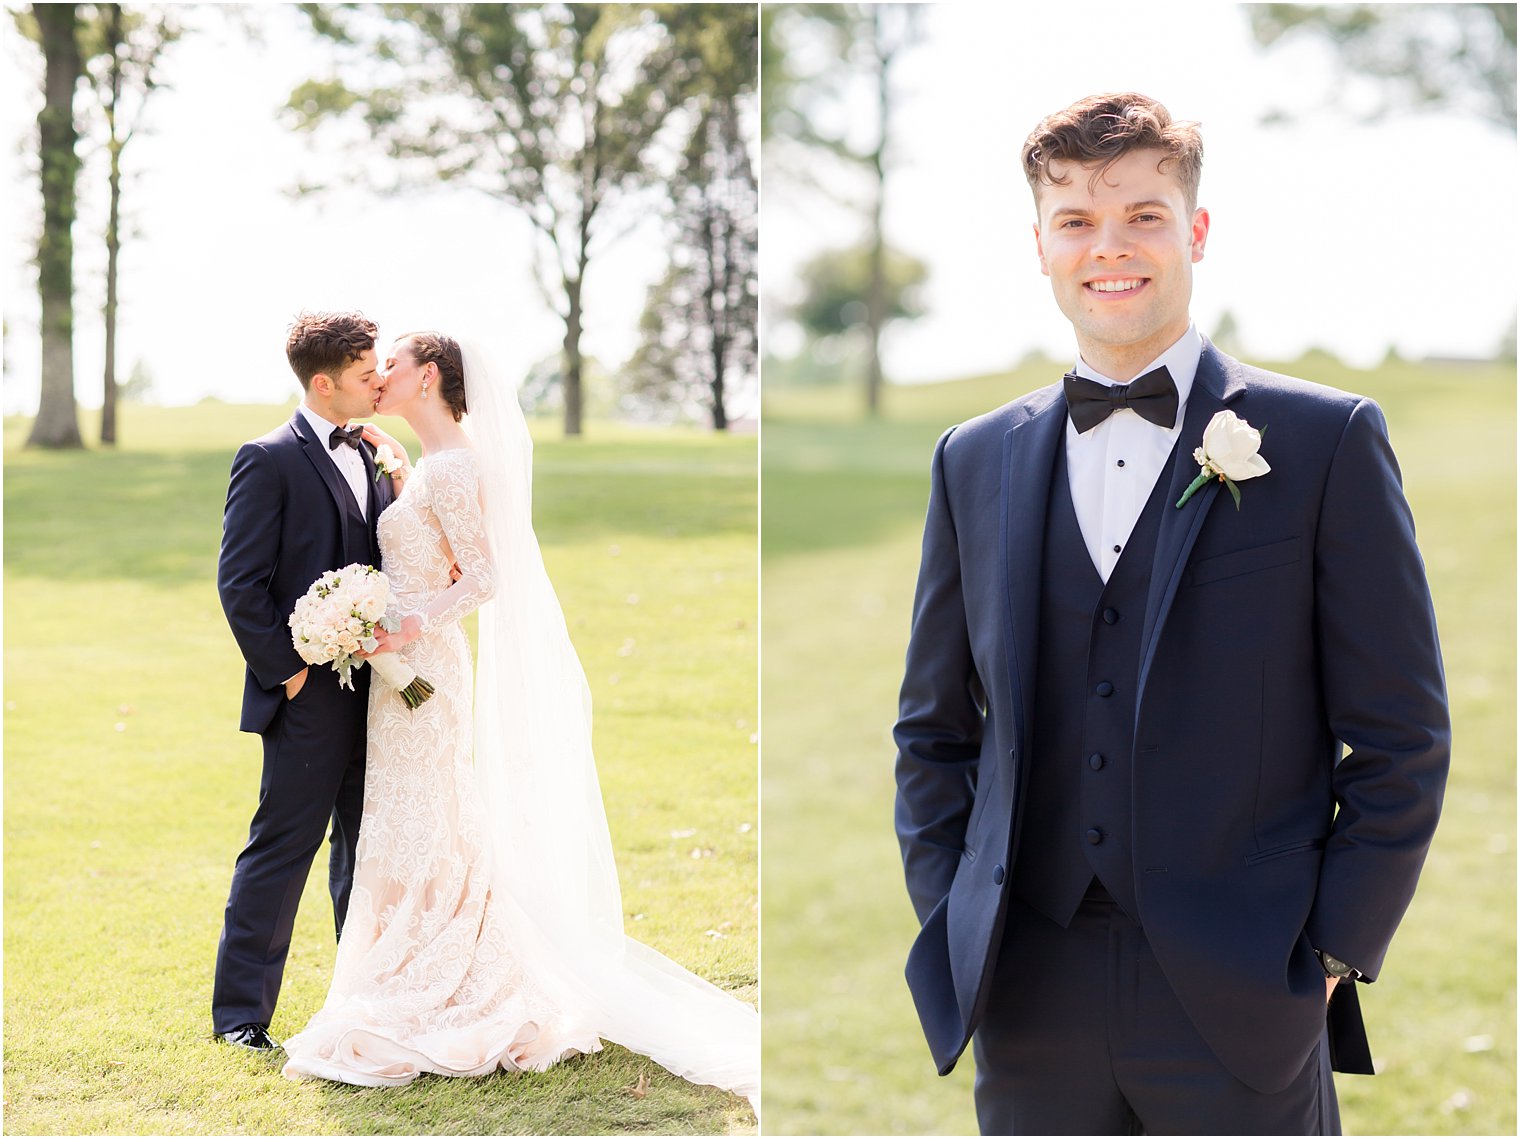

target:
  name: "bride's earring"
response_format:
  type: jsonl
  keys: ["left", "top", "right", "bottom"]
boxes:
{"left": 422, "top": 380, "right": 430, "bottom": 400}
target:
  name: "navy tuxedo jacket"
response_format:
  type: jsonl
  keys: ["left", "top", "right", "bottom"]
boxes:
{"left": 894, "top": 343, "right": 1449, "bottom": 1095}
{"left": 217, "top": 413, "right": 395, "bottom": 734}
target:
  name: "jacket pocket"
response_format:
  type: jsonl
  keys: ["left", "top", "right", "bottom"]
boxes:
{"left": 1244, "top": 836, "right": 1325, "bottom": 866}
{"left": 1185, "top": 536, "right": 1301, "bottom": 588}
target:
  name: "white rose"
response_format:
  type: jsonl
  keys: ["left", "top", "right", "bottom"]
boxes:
{"left": 1201, "top": 410, "right": 1271, "bottom": 482}
{"left": 357, "top": 595, "right": 385, "bottom": 622}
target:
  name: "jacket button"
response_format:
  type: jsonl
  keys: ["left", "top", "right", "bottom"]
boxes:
{"left": 1086, "top": 828, "right": 1104, "bottom": 845}
{"left": 1103, "top": 608, "right": 1119, "bottom": 625}
{"left": 993, "top": 864, "right": 1005, "bottom": 885}
{"left": 1088, "top": 753, "right": 1104, "bottom": 771}
{"left": 1095, "top": 681, "right": 1114, "bottom": 697}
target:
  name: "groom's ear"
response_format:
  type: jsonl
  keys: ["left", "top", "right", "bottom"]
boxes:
{"left": 310, "top": 372, "right": 334, "bottom": 397}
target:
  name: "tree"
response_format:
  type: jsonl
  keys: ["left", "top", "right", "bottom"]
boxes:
{"left": 625, "top": 5, "right": 757, "bottom": 429}
{"left": 763, "top": 4, "right": 924, "bottom": 415}
{"left": 25, "top": 3, "right": 85, "bottom": 449}
{"left": 1210, "top": 310, "right": 1242, "bottom": 356}
{"left": 791, "top": 243, "right": 928, "bottom": 353}
{"left": 1246, "top": 4, "right": 1517, "bottom": 131}
{"left": 290, "top": 4, "right": 699, "bottom": 437}
{"left": 85, "top": 4, "right": 178, "bottom": 446}
{"left": 517, "top": 351, "right": 613, "bottom": 419}
{"left": 1497, "top": 314, "right": 1517, "bottom": 362}
{"left": 119, "top": 357, "right": 156, "bottom": 403}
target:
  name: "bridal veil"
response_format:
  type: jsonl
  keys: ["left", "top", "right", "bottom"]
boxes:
{"left": 458, "top": 340, "right": 759, "bottom": 1108}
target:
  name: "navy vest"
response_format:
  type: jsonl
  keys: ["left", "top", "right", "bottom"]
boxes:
{"left": 340, "top": 470, "right": 381, "bottom": 569}
{"left": 1011, "top": 440, "right": 1173, "bottom": 927}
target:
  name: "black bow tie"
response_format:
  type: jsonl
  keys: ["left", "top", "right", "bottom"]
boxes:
{"left": 329, "top": 425, "right": 364, "bottom": 451}
{"left": 1063, "top": 365, "right": 1179, "bottom": 433}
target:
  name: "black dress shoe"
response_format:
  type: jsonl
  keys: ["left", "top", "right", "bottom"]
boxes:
{"left": 217, "top": 1024, "right": 281, "bottom": 1051}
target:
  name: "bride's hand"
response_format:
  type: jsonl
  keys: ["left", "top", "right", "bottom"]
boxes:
{"left": 362, "top": 424, "right": 412, "bottom": 471}
{"left": 365, "top": 614, "right": 423, "bottom": 655}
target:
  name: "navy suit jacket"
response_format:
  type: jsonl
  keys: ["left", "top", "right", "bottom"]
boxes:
{"left": 894, "top": 343, "right": 1449, "bottom": 1094}
{"left": 217, "top": 413, "right": 395, "bottom": 734}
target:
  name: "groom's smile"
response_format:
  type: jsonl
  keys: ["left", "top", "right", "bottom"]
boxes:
{"left": 1084, "top": 276, "right": 1148, "bottom": 295}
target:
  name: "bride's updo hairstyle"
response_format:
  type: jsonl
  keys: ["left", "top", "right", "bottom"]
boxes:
{"left": 400, "top": 332, "right": 468, "bottom": 421}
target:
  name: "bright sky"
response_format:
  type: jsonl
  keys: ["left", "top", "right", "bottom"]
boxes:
{"left": 4, "top": 5, "right": 1514, "bottom": 413}
{"left": 763, "top": 2, "right": 1519, "bottom": 379}
{"left": 2, "top": 5, "right": 676, "bottom": 413}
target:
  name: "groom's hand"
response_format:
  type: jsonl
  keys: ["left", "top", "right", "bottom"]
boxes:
{"left": 284, "top": 668, "right": 309, "bottom": 701}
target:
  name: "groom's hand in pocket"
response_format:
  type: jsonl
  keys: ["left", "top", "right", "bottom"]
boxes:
{"left": 284, "top": 667, "right": 309, "bottom": 701}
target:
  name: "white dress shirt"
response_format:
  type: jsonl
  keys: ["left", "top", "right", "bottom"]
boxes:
{"left": 298, "top": 403, "right": 369, "bottom": 514}
{"left": 1064, "top": 325, "right": 1203, "bottom": 582}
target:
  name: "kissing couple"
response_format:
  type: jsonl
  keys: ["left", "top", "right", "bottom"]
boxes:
{"left": 212, "top": 310, "right": 758, "bottom": 1107}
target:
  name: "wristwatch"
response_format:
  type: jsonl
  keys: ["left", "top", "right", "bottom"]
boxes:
{"left": 1317, "top": 949, "right": 1360, "bottom": 982}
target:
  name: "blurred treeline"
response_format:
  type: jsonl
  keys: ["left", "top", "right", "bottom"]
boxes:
{"left": 11, "top": 3, "right": 757, "bottom": 446}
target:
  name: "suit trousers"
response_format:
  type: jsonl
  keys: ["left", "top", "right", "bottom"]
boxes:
{"left": 972, "top": 885, "right": 1340, "bottom": 1135}
{"left": 211, "top": 666, "right": 367, "bottom": 1032}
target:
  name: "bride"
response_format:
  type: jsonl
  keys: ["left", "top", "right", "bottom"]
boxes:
{"left": 280, "top": 332, "right": 759, "bottom": 1108}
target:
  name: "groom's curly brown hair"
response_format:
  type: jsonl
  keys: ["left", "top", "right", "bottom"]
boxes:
{"left": 1022, "top": 92, "right": 1204, "bottom": 212}
{"left": 286, "top": 310, "right": 379, "bottom": 389}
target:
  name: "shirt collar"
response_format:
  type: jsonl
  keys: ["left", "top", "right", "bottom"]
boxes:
{"left": 1071, "top": 323, "right": 1202, "bottom": 415}
{"left": 298, "top": 402, "right": 354, "bottom": 446}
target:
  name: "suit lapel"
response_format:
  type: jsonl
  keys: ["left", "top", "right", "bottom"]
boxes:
{"left": 1135, "top": 344, "right": 1249, "bottom": 708}
{"left": 359, "top": 439, "right": 381, "bottom": 522}
{"left": 1001, "top": 392, "right": 1066, "bottom": 757}
{"left": 291, "top": 413, "right": 352, "bottom": 555}
{"left": 360, "top": 439, "right": 396, "bottom": 566}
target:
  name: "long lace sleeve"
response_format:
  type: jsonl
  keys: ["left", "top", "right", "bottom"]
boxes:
{"left": 415, "top": 450, "right": 496, "bottom": 632}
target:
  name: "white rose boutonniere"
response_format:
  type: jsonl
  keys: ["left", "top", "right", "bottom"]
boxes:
{"left": 373, "top": 443, "right": 405, "bottom": 482}
{"left": 1175, "top": 410, "right": 1270, "bottom": 510}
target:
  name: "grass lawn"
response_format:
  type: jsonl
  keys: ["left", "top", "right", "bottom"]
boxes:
{"left": 3, "top": 404, "right": 758, "bottom": 1135}
{"left": 759, "top": 356, "right": 1516, "bottom": 1135}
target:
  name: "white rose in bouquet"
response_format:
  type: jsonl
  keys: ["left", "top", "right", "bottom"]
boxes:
{"left": 287, "top": 563, "right": 435, "bottom": 708}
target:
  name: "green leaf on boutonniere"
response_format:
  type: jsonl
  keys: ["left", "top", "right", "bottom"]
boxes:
{"left": 1225, "top": 477, "right": 1242, "bottom": 510}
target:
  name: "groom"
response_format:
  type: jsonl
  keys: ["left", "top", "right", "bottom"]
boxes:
{"left": 212, "top": 310, "right": 396, "bottom": 1049}
{"left": 894, "top": 93, "right": 1449, "bottom": 1133}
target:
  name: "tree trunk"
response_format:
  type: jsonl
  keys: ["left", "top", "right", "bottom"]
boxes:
{"left": 28, "top": 3, "right": 83, "bottom": 450}
{"left": 100, "top": 3, "right": 124, "bottom": 446}
{"left": 710, "top": 330, "right": 729, "bottom": 432}
{"left": 102, "top": 153, "right": 120, "bottom": 445}
{"left": 701, "top": 121, "right": 729, "bottom": 432}
{"left": 562, "top": 273, "right": 584, "bottom": 438}
{"left": 863, "top": 10, "right": 890, "bottom": 419}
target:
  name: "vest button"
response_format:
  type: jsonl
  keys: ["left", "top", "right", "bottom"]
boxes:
{"left": 993, "top": 864, "right": 1005, "bottom": 885}
{"left": 1103, "top": 608, "right": 1119, "bottom": 625}
{"left": 1095, "top": 681, "right": 1114, "bottom": 697}
{"left": 1088, "top": 753, "right": 1104, "bottom": 770}
{"left": 1086, "top": 828, "right": 1104, "bottom": 845}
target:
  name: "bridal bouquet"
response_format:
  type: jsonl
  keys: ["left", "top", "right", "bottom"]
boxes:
{"left": 289, "top": 564, "right": 435, "bottom": 708}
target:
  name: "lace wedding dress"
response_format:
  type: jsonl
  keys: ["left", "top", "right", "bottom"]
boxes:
{"left": 281, "top": 435, "right": 758, "bottom": 1107}
{"left": 282, "top": 449, "right": 600, "bottom": 1083}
